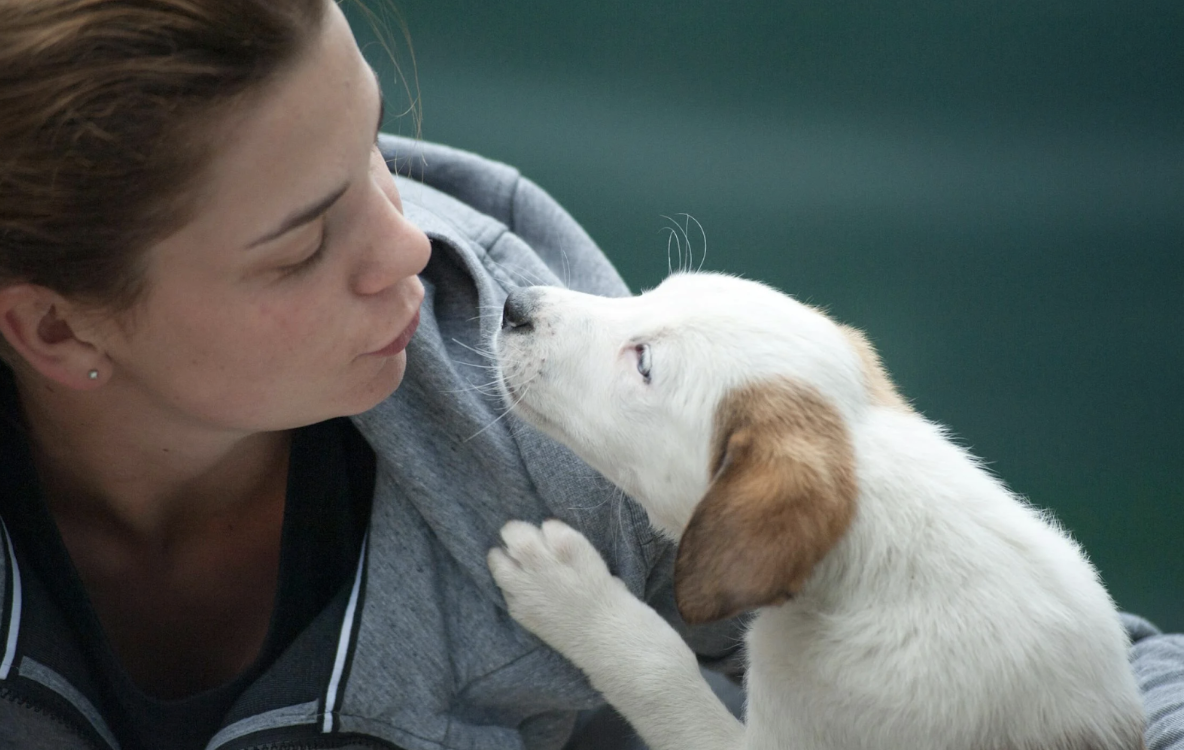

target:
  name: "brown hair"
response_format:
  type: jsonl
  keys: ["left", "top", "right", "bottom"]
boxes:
{"left": 0, "top": 0, "right": 328, "bottom": 312}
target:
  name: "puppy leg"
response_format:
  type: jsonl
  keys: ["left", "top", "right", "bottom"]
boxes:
{"left": 489, "top": 520, "right": 745, "bottom": 750}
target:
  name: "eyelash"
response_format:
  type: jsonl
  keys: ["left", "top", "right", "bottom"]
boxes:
{"left": 376, "top": 95, "right": 385, "bottom": 143}
{"left": 280, "top": 230, "right": 329, "bottom": 278}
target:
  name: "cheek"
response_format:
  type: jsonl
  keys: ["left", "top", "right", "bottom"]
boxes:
{"left": 152, "top": 280, "right": 354, "bottom": 389}
{"left": 251, "top": 299, "right": 329, "bottom": 353}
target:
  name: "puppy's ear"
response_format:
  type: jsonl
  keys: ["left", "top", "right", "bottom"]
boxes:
{"left": 674, "top": 378, "right": 858, "bottom": 624}
{"left": 837, "top": 324, "right": 910, "bottom": 411}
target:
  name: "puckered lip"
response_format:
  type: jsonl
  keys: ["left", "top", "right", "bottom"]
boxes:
{"left": 364, "top": 309, "right": 420, "bottom": 357}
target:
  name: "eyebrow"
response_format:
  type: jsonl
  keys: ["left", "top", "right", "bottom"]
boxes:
{"left": 247, "top": 182, "right": 349, "bottom": 249}
{"left": 247, "top": 77, "right": 386, "bottom": 250}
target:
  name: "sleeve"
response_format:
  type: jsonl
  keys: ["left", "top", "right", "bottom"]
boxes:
{"left": 1124, "top": 613, "right": 1184, "bottom": 749}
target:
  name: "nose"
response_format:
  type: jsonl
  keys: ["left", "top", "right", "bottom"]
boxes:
{"left": 352, "top": 195, "right": 432, "bottom": 297}
{"left": 502, "top": 288, "right": 541, "bottom": 330}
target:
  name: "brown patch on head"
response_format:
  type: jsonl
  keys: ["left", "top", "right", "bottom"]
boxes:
{"left": 674, "top": 378, "right": 858, "bottom": 624}
{"left": 839, "top": 325, "right": 910, "bottom": 411}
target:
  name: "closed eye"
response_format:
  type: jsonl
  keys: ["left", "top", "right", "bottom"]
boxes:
{"left": 279, "top": 229, "right": 329, "bottom": 277}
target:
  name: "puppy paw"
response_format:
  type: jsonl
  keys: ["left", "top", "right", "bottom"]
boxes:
{"left": 489, "top": 520, "right": 624, "bottom": 649}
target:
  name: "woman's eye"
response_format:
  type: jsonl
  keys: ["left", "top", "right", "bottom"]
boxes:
{"left": 636, "top": 344, "right": 652, "bottom": 383}
{"left": 279, "top": 233, "right": 329, "bottom": 277}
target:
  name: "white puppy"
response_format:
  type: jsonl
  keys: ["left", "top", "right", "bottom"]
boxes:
{"left": 488, "top": 272, "right": 1144, "bottom": 750}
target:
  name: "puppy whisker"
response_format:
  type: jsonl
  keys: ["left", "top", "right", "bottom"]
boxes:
{"left": 463, "top": 370, "right": 541, "bottom": 443}
{"left": 661, "top": 213, "right": 707, "bottom": 274}
{"left": 455, "top": 359, "right": 500, "bottom": 372}
{"left": 451, "top": 337, "right": 498, "bottom": 361}
{"left": 497, "top": 262, "right": 557, "bottom": 289}
{"left": 439, "top": 380, "right": 503, "bottom": 396}
{"left": 662, "top": 223, "right": 683, "bottom": 277}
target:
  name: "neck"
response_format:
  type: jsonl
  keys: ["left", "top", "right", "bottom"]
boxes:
{"left": 15, "top": 370, "right": 292, "bottom": 546}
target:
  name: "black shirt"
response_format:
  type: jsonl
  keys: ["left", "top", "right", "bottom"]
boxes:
{"left": 0, "top": 366, "right": 374, "bottom": 750}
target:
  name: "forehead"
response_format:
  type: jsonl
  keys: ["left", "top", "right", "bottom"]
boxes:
{"left": 166, "top": 3, "right": 373, "bottom": 250}
{"left": 637, "top": 273, "right": 823, "bottom": 339}
{"left": 635, "top": 274, "right": 868, "bottom": 403}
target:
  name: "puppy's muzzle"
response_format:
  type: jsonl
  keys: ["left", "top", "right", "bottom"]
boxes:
{"left": 502, "top": 288, "right": 543, "bottom": 332}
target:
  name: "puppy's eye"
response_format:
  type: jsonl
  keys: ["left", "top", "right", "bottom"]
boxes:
{"left": 636, "top": 344, "right": 652, "bottom": 383}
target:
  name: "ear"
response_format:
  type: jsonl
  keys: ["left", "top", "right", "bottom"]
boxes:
{"left": 838, "top": 324, "right": 910, "bottom": 411}
{"left": 0, "top": 283, "right": 109, "bottom": 389}
{"left": 674, "top": 378, "right": 858, "bottom": 624}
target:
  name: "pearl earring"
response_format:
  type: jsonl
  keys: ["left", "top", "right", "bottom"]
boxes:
{"left": 87, "top": 369, "right": 99, "bottom": 380}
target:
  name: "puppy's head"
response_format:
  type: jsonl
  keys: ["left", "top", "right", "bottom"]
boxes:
{"left": 495, "top": 272, "right": 901, "bottom": 623}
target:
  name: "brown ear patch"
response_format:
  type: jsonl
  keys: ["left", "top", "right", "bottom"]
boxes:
{"left": 674, "top": 378, "right": 858, "bottom": 624}
{"left": 838, "top": 325, "right": 910, "bottom": 411}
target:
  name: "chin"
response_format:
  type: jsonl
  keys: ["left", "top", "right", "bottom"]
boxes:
{"left": 344, "top": 350, "right": 408, "bottom": 415}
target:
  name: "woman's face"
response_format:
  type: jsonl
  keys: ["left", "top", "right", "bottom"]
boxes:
{"left": 93, "top": 2, "right": 431, "bottom": 433}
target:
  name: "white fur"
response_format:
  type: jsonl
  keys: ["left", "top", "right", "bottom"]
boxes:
{"left": 488, "top": 272, "right": 1143, "bottom": 750}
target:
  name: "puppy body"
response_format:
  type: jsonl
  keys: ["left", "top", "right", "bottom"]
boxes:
{"left": 748, "top": 408, "right": 1138, "bottom": 750}
{"left": 489, "top": 273, "right": 1143, "bottom": 750}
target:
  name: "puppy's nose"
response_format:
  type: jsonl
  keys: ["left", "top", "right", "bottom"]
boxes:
{"left": 502, "top": 288, "right": 539, "bottom": 331}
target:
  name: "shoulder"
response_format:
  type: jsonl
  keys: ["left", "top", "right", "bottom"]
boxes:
{"left": 380, "top": 135, "right": 522, "bottom": 225}
{"left": 379, "top": 134, "right": 630, "bottom": 300}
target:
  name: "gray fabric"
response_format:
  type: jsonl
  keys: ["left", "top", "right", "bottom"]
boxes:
{"left": 1126, "top": 614, "right": 1184, "bottom": 749}
{"left": 0, "top": 697, "right": 100, "bottom": 750}
{"left": 332, "top": 136, "right": 744, "bottom": 750}
{"left": 18, "top": 658, "right": 121, "bottom": 750}
{"left": 0, "top": 517, "right": 14, "bottom": 681}
{"left": 204, "top": 701, "right": 320, "bottom": 750}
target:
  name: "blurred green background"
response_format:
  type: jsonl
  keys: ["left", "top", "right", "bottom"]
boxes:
{"left": 346, "top": 1, "right": 1183, "bottom": 631}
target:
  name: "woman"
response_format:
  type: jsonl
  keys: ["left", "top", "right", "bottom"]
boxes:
{"left": 0, "top": 1, "right": 741, "bottom": 748}
{"left": 0, "top": 1, "right": 1178, "bottom": 749}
